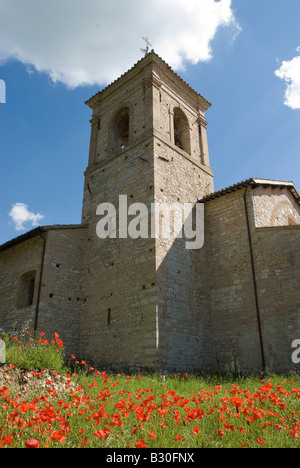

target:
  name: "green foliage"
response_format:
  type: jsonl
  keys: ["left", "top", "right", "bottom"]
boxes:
{"left": 1, "top": 329, "right": 67, "bottom": 373}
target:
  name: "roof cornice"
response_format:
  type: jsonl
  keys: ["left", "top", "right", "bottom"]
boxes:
{"left": 85, "top": 50, "right": 211, "bottom": 112}
{"left": 198, "top": 178, "right": 300, "bottom": 206}
{"left": 0, "top": 225, "right": 87, "bottom": 254}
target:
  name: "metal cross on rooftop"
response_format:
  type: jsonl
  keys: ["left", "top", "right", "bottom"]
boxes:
{"left": 141, "top": 37, "right": 153, "bottom": 57}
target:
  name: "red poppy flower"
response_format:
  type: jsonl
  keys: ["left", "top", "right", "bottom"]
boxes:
{"left": 25, "top": 439, "right": 40, "bottom": 449}
{"left": 1, "top": 435, "right": 13, "bottom": 446}
{"left": 192, "top": 426, "right": 201, "bottom": 435}
{"left": 51, "top": 431, "right": 66, "bottom": 443}
{"left": 136, "top": 439, "right": 147, "bottom": 448}
{"left": 257, "top": 438, "right": 265, "bottom": 445}
{"left": 94, "top": 427, "right": 110, "bottom": 439}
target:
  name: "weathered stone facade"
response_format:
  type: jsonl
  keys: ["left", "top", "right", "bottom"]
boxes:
{"left": 0, "top": 226, "right": 86, "bottom": 353}
{"left": 0, "top": 52, "right": 299, "bottom": 373}
{"left": 201, "top": 181, "right": 300, "bottom": 373}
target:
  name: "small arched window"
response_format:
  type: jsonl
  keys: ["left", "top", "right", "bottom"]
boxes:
{"left": 111, "top": 107, "right": 130, "bottom": 154}
{"left": 173, "top": 107, "right": 191, "bottom": 155}
{"left": 17, "top": 271, "right": 36, "bottom": 309}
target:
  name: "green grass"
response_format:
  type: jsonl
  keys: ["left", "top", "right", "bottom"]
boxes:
{"left": 1, "top": 329, "right": 68, "bottom": 373}
{"left": 1, "top": 329, "right": 300, "bottom": 448}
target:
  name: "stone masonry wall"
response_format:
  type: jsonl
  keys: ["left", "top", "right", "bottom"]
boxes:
{"left": 0, "top": 236, "right": 44, "bottom": 333}
{"left": 252, "top": 186, "right": 300, "bottom": 227}
{"left": 203, "top": 189, "right": 262, "bottom": 372}
{"left": 204, "top": 187, "right": 300, "bottom": 373}
{"left": 0, "top": 227, "right": 86, "bottom": 358}
{"left": 80, "top": 59, "right": 158, "bottom": 372}
{"left": 35, "top": 227, "right": 86, "bottom": 357}
{"left": 152, "top": 59, "right": 215, "bottom": 372}
{"left": 252, "top": 225, "right": 300, "bottom": 372}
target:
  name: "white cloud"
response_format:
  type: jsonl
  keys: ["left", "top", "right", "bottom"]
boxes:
{"left": 275, "top": 52, "right": 300, "bottom": 110}
{"left": 0, "top": 0, "right": 238, "bottom": 88}
{"left": 9, "top": 203, "right": 44, "bottom": 231}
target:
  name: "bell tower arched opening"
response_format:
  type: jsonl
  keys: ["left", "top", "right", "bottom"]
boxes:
{"left": 111, "top": 107, "right": 130, "bottom": 154}
{"left": 173, "top": 107, "right": 191, "bottom": 155}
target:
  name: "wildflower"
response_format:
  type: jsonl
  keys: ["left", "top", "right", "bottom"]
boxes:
{"left": 174, "top": 434, "right": 183, "bottom": 442}
{"left": 224, "top": 422, "right": 236, "bottom": 432}
{"left": 149, "top": 430, "right": 157, "bottom": 440}
{"left": 51, "top": 431, "right": 66, "bottom": 443}
{"left": 192, "top": 426, "right": 201, "bottom": 435}
{"left": 1, "top": 435, "right": 13, "bottom": 446}
{"left": 257, "top": 438, "right": 265, "bottom": 445}
{"left": 136, "top": 439, "right": 147, "bottom": 448}
{"left": 94, "top": 427, "right": 110, "bottom": 439}
{"left": 218, "top": 429, "right": 225, "bottom": 437}
{"left": 25, "top": 439, "right": 40, "bottom": 449}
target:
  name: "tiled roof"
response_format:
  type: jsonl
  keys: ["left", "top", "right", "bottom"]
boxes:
{"left": 0, "top": 225, "right": 86, "bottom": 254}
{"left": 85, "top": 50, "right": 211, "bottom": 110}
{"left": 199, "top": 178, "right": 300, "bottom": 204}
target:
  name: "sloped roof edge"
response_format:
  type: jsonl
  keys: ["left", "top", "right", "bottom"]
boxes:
{"left": 0, "top": 225, "right": 86, "bottom": 254}
{"left": 85, "top": 50, "right": 211, "bottom": 110}
{"left": 198, "top": 178, "right": 300, "bottom": 205}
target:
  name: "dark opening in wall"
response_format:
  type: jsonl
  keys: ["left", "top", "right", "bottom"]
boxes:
{"left": 17, "top": 271, "right": 36, "bottom": 309}
{"left": 173, "top": 107, "right": 191, "bottom": 155}
{"left": 112, "top": 107, "right": 130, "bottom": 153}
{"left": 107, "top": 308, "right": 111, "bottom": 326}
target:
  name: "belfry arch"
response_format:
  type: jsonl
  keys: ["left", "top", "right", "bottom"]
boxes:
{"left": 173, "top": 107, "right": 191, "bottom": 155}
{"left": 110, "top": 107, "right": 131, "bottom": 154}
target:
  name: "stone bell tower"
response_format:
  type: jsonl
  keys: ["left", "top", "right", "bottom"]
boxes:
{"left": 79, "top": 51, "right": 214, "bottom": 372}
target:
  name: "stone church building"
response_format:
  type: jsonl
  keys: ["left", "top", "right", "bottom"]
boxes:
{"left": 1, "top": 51, "right": 299, "bottom": 373}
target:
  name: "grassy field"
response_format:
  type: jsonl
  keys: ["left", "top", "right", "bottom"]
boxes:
{"left": 0, "top": 330, "right": 300, "bottom": 448}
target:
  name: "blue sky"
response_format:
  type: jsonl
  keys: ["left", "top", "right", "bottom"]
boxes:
{"left": 0, "top": 0, "right": 300, "bottom": 245}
